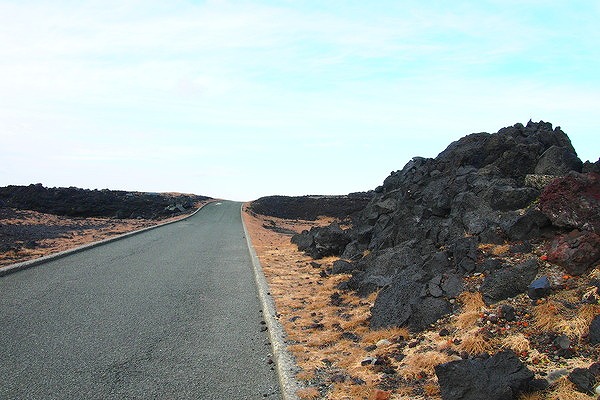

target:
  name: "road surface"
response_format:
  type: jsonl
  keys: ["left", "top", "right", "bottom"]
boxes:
{"left": 0, "top": 201, "right": 281, "bottom": 399}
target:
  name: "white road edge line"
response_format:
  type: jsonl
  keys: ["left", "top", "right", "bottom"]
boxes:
{"left": 241, "top": 204, "right": 302, "bottom": 400}
{"left": 0, "top": 201, "right": 216, "bottom": 277}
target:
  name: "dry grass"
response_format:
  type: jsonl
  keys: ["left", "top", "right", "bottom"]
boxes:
{"left": 545, "top": 377, "right": 596, "bottom": 400}
{"left": 242, "top": 206, "right": 385, "bottom": 398}
{"left": 458, "top": 328, "right": 494, "bottom": 355}
{"left": 297, "top": 387, "right": 321, "bottom": 400}
{"left": 533, "top": 299, "right": 600, "bottom": 340}
{"left": 501, "top": 333, "right": 531, "bottom": 354}
{"left": 533, "top": 300, "right": 564, "bottom": 331}
{"left": 478, "top": 243, "right": 510, "bottom": 256}
{"left": 399, "top": 350, "right": 453, "bottom": 380}
{"left": 454, "top": 291, "right": 486, "bottom": 330}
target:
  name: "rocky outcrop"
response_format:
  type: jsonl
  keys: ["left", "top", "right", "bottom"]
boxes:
{"left": 435, "top": 350, "right": 535, "bottom": 400}
{"left": 0, "top": 184, "right": 209, "bottom": 219}
{"left": 291, "top": 121, "right": 599, "bottom": 333}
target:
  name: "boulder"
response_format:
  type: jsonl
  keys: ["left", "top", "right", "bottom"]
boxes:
{"left": 534, "top": 145, "right": 583, "bottom": 175}
{"left": 370, "top": 267, "right": 453, "bottom": 332}
{"left": 291, "top": 223, "right": 351, "bottom": 259}
{"left": 568, "top": 367, "right": 597, "bottom": 395}
{"left": 481, "top": 259, "right": 538, "bottom": 304}
{"left": 331, "top": 259, "right": 355, "bottom": 274}
{"left": 539, "top": 172, "right": 600, "bottom": 233}
{"left": 527, "top": 276, "right": 551, "bottom": 300}
{"left": 435, "top": 350, "right": 535, "bottom": 400}
{"left": 547, "top": 230, "right": 600, "bottom": 275}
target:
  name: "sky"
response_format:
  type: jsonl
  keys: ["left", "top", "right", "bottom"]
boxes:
{"left": 1, "top": 1, "right": 598, "bottom": 201}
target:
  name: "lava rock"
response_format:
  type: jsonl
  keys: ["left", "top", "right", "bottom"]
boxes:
{"left": 249, "top": 193, "right": 372, "bottom": 221}
{"left": 527, "top": 276, "right": 551, "bottom": 300}
{"left": 331, "top": 259, "right": 355, "bottom": 274}
{"left": 370, "top": 269, "right": 453, "bottom": 332}
{"left": 435, "top": 350, "right": 534, "bottom": 400}
{"left": 534, "top": 145, "right": 583, "bottom": 175}
{"left": 568, "top": 367, "right": 597, "bottom": 395}
{"left": 291, "top": 223, "right": 351, "bottom": 259}
{"left": 539, "top": 172, "right": 600, "bottom": 232}
{"left": 589, "top": 316, "right": 600, "bottom": 346}
{"left": 481, "top": 259, "right": 538, "bottom": 304}
{"left": 499, "top": 304, "right": 516, "bottom": 322}
{"left": 547, "top": 230, "right": 600, "bottom": 275}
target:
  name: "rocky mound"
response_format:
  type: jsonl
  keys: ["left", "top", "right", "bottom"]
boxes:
{"left": 249, "top": 193, "right": 373, "bottom": 221}
{"left": 290, "top": 121, "right": 600, "bottom": 398}
{"left": 0, "top": 184, "right": 211, "bottom": 219}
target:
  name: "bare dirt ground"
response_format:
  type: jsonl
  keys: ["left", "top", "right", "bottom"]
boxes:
{"left": 242, "top": 206, "right": 600, "bottom": 400}
{"left": 0, "top": 200, "right": 212, "bottom": 268}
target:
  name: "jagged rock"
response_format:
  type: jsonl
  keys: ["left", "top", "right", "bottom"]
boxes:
{"left": 589, "top": 316, "right": 600, "bottom": 345}
{"left": 331, "top": 121, "right": 593, "bottom": 332}
{"left": 481, "top": 259, "right": 538, "bottom": 304}
{"left": 582, "top": 158, "right": 600, "bottom": 173}
{"left": 499, "top": 304, "right": 516, "bottom": 322}
{"left": 291, "top": 223, "right": 351, "bottom": 259}
{"left": 527, "top": 276, "right": 551, "bottom": 300}
{"left": 534, "top": 145, "right": 583, "bottom": 175}
{"left": 441, "top": 273, "right": 464, "bottom": 298}
{"left": 568, "top": 367, "right": 597, "bottom": 395}
{"left": 452, "top": 237, "right": 479, "bottom": 273}
{"left": 505, "top": 209, "right": 552, "bottom": 241}
{"left": 435, "top": 350, "right": 535, "bottom": 400}
{"left": 539, "top": 172, "right": 600, "bottom": 233}
{"left": 331, "top": 259, "right": 354, "bottom": 274}
{"left": 340, "top": 244, "right": 425, "bottom": 296}
{"left": 290, "top": 231, "right": 313, "bottom": 251}
{"left": 547, "top": 230, "right": 600, "bottom": 275}
{"left": 370, "top": 267, "right": 453, "bottom": 331}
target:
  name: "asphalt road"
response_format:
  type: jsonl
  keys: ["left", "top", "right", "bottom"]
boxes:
{"left": 0, "top": 201, "right": 281, "bottom": 399}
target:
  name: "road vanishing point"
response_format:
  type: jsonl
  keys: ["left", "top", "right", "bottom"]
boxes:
{"left": 0, "top": 201, "right": 282, "bottom": 399}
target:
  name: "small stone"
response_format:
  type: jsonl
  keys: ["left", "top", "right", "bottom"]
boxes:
{"left": 553, "top": 334, "right": 571, "bottom": 350}
{"left": 499, "top": 304, "right": 516, "bottom": 322}
{"left": 361, "top": 356, "right": 376, "bottom": 366}
{"left": 439, "top": 328, "right": 450, "bottom": 337}
{"left": 528, "top": 276, "right": 552, "bottom": 300}
{"left": 376, "top": 339, "right": 392, "bottom": 347}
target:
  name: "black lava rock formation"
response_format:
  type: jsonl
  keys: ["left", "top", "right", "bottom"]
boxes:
{"left": 0, "top": 184, "right": 210, "bottom": 219}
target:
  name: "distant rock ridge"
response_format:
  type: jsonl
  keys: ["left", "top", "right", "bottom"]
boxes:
{"left": 0, "top": 184, "right": 210, "bottom": 219}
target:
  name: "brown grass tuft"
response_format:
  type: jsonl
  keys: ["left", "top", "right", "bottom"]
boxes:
{"left": 400, "top": 350, "right": 453, "bottom": 380}
{"left": 297, "top": 387, "right": 321, "bottom": 400}
{"left": 533, "top": 300, "right": 564, "bottom": 331}
{"left": 362, "top": 326, "right": 410, "bottom": 344}
{"left": 458, "top": 328, "right": 494, "bottom": 355}
{"left": 546, "top": 377, "right": 596, "bottom": 400}
{"left": 455, "top": 291, "right": 486, "bottom": 330}
{"left": 501, "top": 333, "right": 531, "bottom": 354}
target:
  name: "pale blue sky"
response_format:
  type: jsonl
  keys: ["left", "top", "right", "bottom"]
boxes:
{"left": 1, "top": 1, "right": 598, "bottom": 200}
